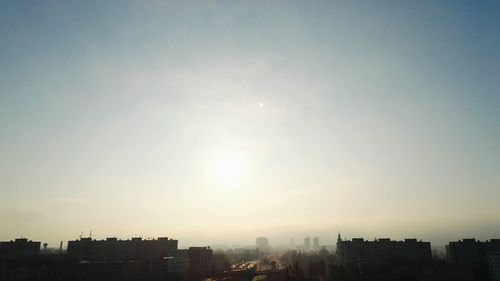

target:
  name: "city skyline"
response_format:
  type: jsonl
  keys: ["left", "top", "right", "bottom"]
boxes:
{"left": 1, "top": 1, "right": 499, "bottom": 248}
{"left": 2, "top": 233, "right": 499, "bottom": 280}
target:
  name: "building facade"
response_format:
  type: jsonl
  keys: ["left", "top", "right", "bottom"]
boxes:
{"left": 0, "top": 238, "right": 41, "bottom": 259}
{"left": 336, "top": 234, "right": 432, "bottom": 271}
{"left": 489, "top": 254, "right": 500, "bottom": 281}
{"left": 256, "top": 237, "right": 269, "bottom": 252}
{"left": 66, "top": 236, "right": 178, "bottom": 261}
{"left": 313, "top": 237, "right": 320, "bottom": 251}
{"left": 446, "top": 239, "right": 500, "bottom": 274}
{"left": 187, "top": 247, "right": 213, "bottom": 275}
{"left": 304, "top": 237, "right": 311, "bottom": 251}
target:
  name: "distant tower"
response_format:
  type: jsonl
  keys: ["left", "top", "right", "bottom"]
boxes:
{"left": 304, "top": 237, "right": 311, "bottom": 251}
{"left": 59, "top": 241, "right": 63, "bottom": 253}
{"left": 336, "top": 233, "right": 343, "bottom": 264}
{"left": 256, "top": 237, "right": 269, "bottom": 252}
{"left": 313, "top": 237, "right": 320, "bottom": 251}
{"left": 43, "top": 243, "right": 48, "bottom": 251}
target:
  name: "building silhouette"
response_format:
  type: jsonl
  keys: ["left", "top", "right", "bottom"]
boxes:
{"left": 447, "top": 238, "right": 500, "bottom": 280}
{"left": 447, "top": 239, "right": 500, "bottom": 269}
{"left": 313, "top": 237, "right": 320, "bottom": 251}
{"left": 489, "top": 253, "right": 500, "bottom": 281}
{"left": 336, "top": 234, "right": 432, "bottom": 271}
{"left": 66, "top": 236, "right": 178, "bottom": 261}
{"left": 0, "top": 238, "right": 40, "bottom": 259}
{"left": 256, "top": 237, "right": 269, "bottom": 252}
{"left": 304, "top": 237, "right": 311, "bottom": 251}
{"left": 187, "top": 246, "right": 212, "bottom": 275}
{"left": 256, "top": 236, "right": 269, "bottom": 257}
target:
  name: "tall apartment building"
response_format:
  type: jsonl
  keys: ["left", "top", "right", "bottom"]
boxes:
{"left": 313, "top": 237, "right": 320, "bottom": 251}
{"left": 446, "top": 239, "right": 500, "bottom": 271}
{"left": 0, "top": 238, "right": 41, "bottom": 259}
{"left": 66, "top": 236, "right": 178, "bottom": 261}
{"left": 256, "top": 237, "right": 269, "bottom": 252}
{"left": 304, "top": 237, "right": 311, "bottom": 251}
{"left": 336, "top": 234, "right": 432, "bottom": 271}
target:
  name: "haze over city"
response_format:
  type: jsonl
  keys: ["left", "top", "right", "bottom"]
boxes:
{"left": 0, "top": 0, "right": 499, "bottom": 249}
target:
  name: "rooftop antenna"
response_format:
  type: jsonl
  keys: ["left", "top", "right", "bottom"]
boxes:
{"left": 90, "top": 230, "right": 92, "bottom": 238}
{"left": 80, "top": 232, "right": 83, "bottom": 239}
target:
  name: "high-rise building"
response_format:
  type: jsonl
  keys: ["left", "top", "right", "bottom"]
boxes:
{"left": 256, "top": 237, "right": 269, "bottom": 252}
{"left": 304, "top": 237, "right": 311, "bottom": 251}
{"left": 313, "top": 237, "right": 320, "bottom": 251}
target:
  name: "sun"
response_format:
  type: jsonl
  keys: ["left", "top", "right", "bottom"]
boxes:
{"left": 211, "top": 155, "right": 242, "bottom": 184}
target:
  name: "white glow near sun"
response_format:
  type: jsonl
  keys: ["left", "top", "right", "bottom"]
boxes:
{"left": 212, "top": 155, "right": 242, "bottom": 184}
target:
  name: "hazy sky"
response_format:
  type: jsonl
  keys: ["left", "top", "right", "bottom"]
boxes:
{"left": 0, "top": 1, "right": 499, "bottom": 248}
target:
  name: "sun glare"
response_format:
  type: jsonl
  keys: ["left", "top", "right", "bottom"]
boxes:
{"left": 212, "top": 155, "right": 242, "bottom": 184}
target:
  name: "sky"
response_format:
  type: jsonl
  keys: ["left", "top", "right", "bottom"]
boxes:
{"left": 0, "top": 0, "right": 499, "bottom": 248}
